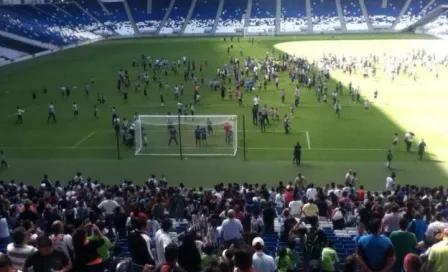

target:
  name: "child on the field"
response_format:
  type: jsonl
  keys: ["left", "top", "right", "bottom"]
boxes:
{"left": 290, "top": 105, "right": 295, "bottom": 117}
{"left": 275, "top": 108, "right": 280, "bottom": 121}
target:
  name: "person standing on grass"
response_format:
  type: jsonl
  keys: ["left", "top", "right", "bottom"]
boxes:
{"left": 47, "top": 103, "right": 57, "bottom": 123}
{"left": 293, "top": 142, "right": 302, "bottom": 165}
{"left": 16, "top": 107, "right": 24, "bottom": 124}
{"left": 334, "top": 100, "right": 341, "bottom": 118}
{"left": 418, "top": 139, "right": 426, "bottom": 160}
{"left": 386, "top": 149, "right": 393, "bottom": 169}
{"left": 0, "top": 151, "right": 8, "bottom": 170}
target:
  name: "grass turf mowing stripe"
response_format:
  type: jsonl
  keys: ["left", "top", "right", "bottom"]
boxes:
{"left": 71, "top": 130, "right": 98, "bottom": 148}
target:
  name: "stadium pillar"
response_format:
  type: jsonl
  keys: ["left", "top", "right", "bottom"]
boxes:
{"left": 178, "top": 114, "right": 183, "bottom": 160}
{"left": 243, "top": 115, "right": 246, "bottom": 161}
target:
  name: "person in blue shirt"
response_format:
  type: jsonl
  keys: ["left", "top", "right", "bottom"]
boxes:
{"left": 356, "top": 218, "right": 396, "bottom": 272}
{"left": 407, "top": 212, "right": 427, "bottom": 242}
{"left": 195, "top": 126, "right": 202, "bottom": 146}
{"left": 200, "top": 126, "right": 207, "bottom": 145}
{"left": 168, "top": 127, "right": 178, "bottom": 146}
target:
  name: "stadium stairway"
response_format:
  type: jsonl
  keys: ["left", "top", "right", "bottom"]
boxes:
{"left": 391, "top": 0, "right": 413, "bottom": 29}
{"left": 184, "top": 0, "right": 219, "bottom": 34}
{"left": 359, "top": 0, "right": 374, "bottom": 30}
{"left": 336, "top": 0, "right": 348, "bottom": 31}
{"left": 156, "top": 0, "right": 175, "bottom": 34}
{"left": 123, "top": 0, "right": 139, "bottom": 34}
{"left": 180, "top": 0, "right": 197, "bottom": 34}
{"left": 211, "top": 0, "right": 224, "bottom": 34}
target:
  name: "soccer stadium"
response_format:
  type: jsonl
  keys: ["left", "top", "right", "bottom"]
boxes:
{"left": 0, "top": 0, "right": 448, "bottom": 271}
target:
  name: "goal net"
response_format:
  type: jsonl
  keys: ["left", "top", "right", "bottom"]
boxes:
{"left": 134, "top": 115, "right": 238, "bottom": 156}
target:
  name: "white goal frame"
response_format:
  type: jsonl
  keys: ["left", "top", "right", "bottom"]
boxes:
{"left": 134, "top": 115, "right": 238, "bottom": 157}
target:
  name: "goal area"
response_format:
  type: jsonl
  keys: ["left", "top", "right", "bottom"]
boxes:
{"left": 134, "top": 115, "right": 238, "bottom": 156}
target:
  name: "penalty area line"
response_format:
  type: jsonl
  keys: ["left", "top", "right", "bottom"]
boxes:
{"left": 71, "top": 130, "right": 98, "bottom": 148}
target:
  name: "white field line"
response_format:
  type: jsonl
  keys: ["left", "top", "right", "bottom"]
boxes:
{"left": 71, "top": 130, "right": 98, "bottom": 148}
{"left": 0, "top": 146, "right": 390, "bottom": 151}
{"left": 306, "top": 131, "right": 311, "bottom": 149}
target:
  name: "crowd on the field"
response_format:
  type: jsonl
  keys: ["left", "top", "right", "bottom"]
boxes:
{"left": 0, "top": 171, "right": 447, "bottom": 272}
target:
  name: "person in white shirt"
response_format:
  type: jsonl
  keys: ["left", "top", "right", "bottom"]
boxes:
{"left": 274, "top": 189, "right": 284, "bottom": 214}
{"left": 385, "top": 172, "right": 396, "bottom": 191}
{"left": 306, "top": 184, "right": 317, "bottom": 201}
{"left": 288, "top": 196, "right": 303, "bottom": 218}
{"left": 155, "top": 219, "right": 173, "bottom": 265}
{"left": 253, "top": 95, "right": 260, "bottom": 110}
{"left": 252, "top": 237, "right": 276, "bottom": 272}
{"left": 220, "top": 209, "right": 243, "bottom": 245}
{"left": 98, "top": 195, "right": 120, "bottom": 215}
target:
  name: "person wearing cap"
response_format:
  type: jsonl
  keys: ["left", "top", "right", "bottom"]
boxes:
{"left": 220, "top": 209, "right": 243, "bottom": 247}
{"left": 252, "top": 237, "right": 275, "bottom": 272}
{"left": 427, "top": 227, "right": 448, "bottom": 272}
{"left": 23, "top": 236, "right": 71, "bottom": 272}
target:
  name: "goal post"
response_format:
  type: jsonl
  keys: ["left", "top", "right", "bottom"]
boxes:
{"left": 134, "top": 115, "right": 238, "bottom": 156}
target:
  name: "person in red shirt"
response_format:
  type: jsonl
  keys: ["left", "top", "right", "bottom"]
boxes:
{"left": 284, "top": 187, "right": 293, "bottom": 207}
{"left": 357, "top": 185, "right": 365, "bottom": 202}
{"left": 224, "top": 122, "right": 232, "bottom": 145}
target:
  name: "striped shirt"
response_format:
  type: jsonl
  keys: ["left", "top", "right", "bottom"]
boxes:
{"left": 7, "top": 243, "right": 37, "bottom": 270}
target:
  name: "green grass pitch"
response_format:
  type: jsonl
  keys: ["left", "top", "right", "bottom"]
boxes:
{"left": 0, "top": 33, "right": 446, "bottom": 190}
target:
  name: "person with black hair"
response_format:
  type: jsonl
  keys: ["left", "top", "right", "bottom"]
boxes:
{"left": 0, "top": 253, "right": 15, "bottom": 272}
{"left": 153, "top": 243, "right": 186, "bottom": 272}
{"left": 356, "top": 217, "right": 395, "bottom": 272}
{"left": 128, "top": 216, "right": 155, "bottom": 271}
{"left": 178, "top": 231, "right": 201, "bottom": 272}
{"left": 23, "top": 235, "right": 71, "bottom": 272}
{"left": 302, "top": 216, "right": 327, "bottom": 271}
{"left": 6, "top": 227, "right": 37, "bottom": 271}
{"left": 72, "top": 226, "right": 105, "bottom": 272}
{"left": 390, "top": 218, "right": 417, "bottom": 272}
{"left": 233, "top": 244, "right": 254, "bottom": 272}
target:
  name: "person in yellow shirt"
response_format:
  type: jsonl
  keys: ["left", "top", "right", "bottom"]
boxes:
{"left": 302, "top": 199, "right": 318, "bottom": 223}
{"left": 428, "top": 228, "right": 448, "bottom": 272}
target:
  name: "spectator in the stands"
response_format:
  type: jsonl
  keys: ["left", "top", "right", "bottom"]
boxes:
{"left": 262, "top": 202, "right": 275, "bottom": 233}
{"left": 356, "top": 218, "right": 395, "bottom": 272}
{"left": 407, "top": 212, "right": 427, "bottom": 242}
{"left": 98, "top": 193, "right": 120, "bottom": 224}
{"left": 72, "top": 225, "right": 105, "bottom": 271}
{"left": 331, "top": 202, "right": 345, "bottom": 230}
{"left": 128, "top": 216, "right": 155, "bottom": 270}
{"left": 302, "top": 199, "right": 318, "bottom": 222}
{"left": 0, "top": 210, "right": 10, "bottom": 245}
{"left": 155, "top": 219, "right": 173, "bottom": 265}
{"left": 114, "top": 207, "right": 127, "bottom": 239}
{"left": 6, "top": 227, "right": 37, "bottom": 271}
{"left": 233, "top": 244, "right": 254, "bottom": 272}
{"left": 321, "top": 241, "right": 339, "bottom": 272}
{"left": 306, "top": 184, "right": 318, "bottom": 201}
{"left": 275, "top": 247, "right": 290, "bottom": 272}
{"left": 19, "top": 202, "right": 38, "bottom": 223}
{"left": 428, "top": 228, "right": 448, "bottom": 271}
{"left": 343, "top": 254, "right": 356, "bottom": 272}
{"left": 153, "top": 243, "right": 186, "bottom": 272}
{"left": 23, "top": 235, "right": 71, "bottom": 272}
{"left": 0, "top": 253, "right": 14, "bottom": 272}
{"left": 49, "top": 221, "right": 73, "bottom": 261}
{"left": 252, "top": 237, "right": 275, "bottom": 272}
{"left": 302, "top": 216, "right": 326, "bottom": 271}
{"left": 403, "top": 253, "right": 422, "bottom": 272}
{"left": 425, "top": 212, "right": 447, "bottom": 247}
{"left": 88, "top": 222, "right": 112, "bottom": 270}
{"left": 220, "top": 209, "right": 243, "bottom": 246}
{"left": 288, "top": 195, "right": 303, "bottom": 218}
{"left": 178, "top": 231, "right": 201, "bottom": 272}
{"left": 382, "top": 203, "right": 402, "bottom": 235}
{"left": 390, "top": 218, "right": 417, "bottom": 272}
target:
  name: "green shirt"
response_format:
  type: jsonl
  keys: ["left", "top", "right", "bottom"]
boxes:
{"left": 389, "top": 231, "right": 417, "bottom": 265}
{"left": 201, "top": 254, "right": 218, "bottom": 268}
{"left": 321, "top": 247, "right": 339, "bottom": 271}
{"left": 286, "top": 248, "right": 300, "bottom": 268}
{"left": 275, "top": 255, "right": 291, "bottom": 272}
{"left": 88, "top": 235, "right": 112, "bottom": 261}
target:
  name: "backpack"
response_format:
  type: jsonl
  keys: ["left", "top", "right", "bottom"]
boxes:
{"left": 303, "top": 229, "right": 323, "bottom": 259}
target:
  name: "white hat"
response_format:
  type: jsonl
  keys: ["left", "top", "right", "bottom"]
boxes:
{"left": 252, "top": 237, "right": 264, "bottom": 247}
